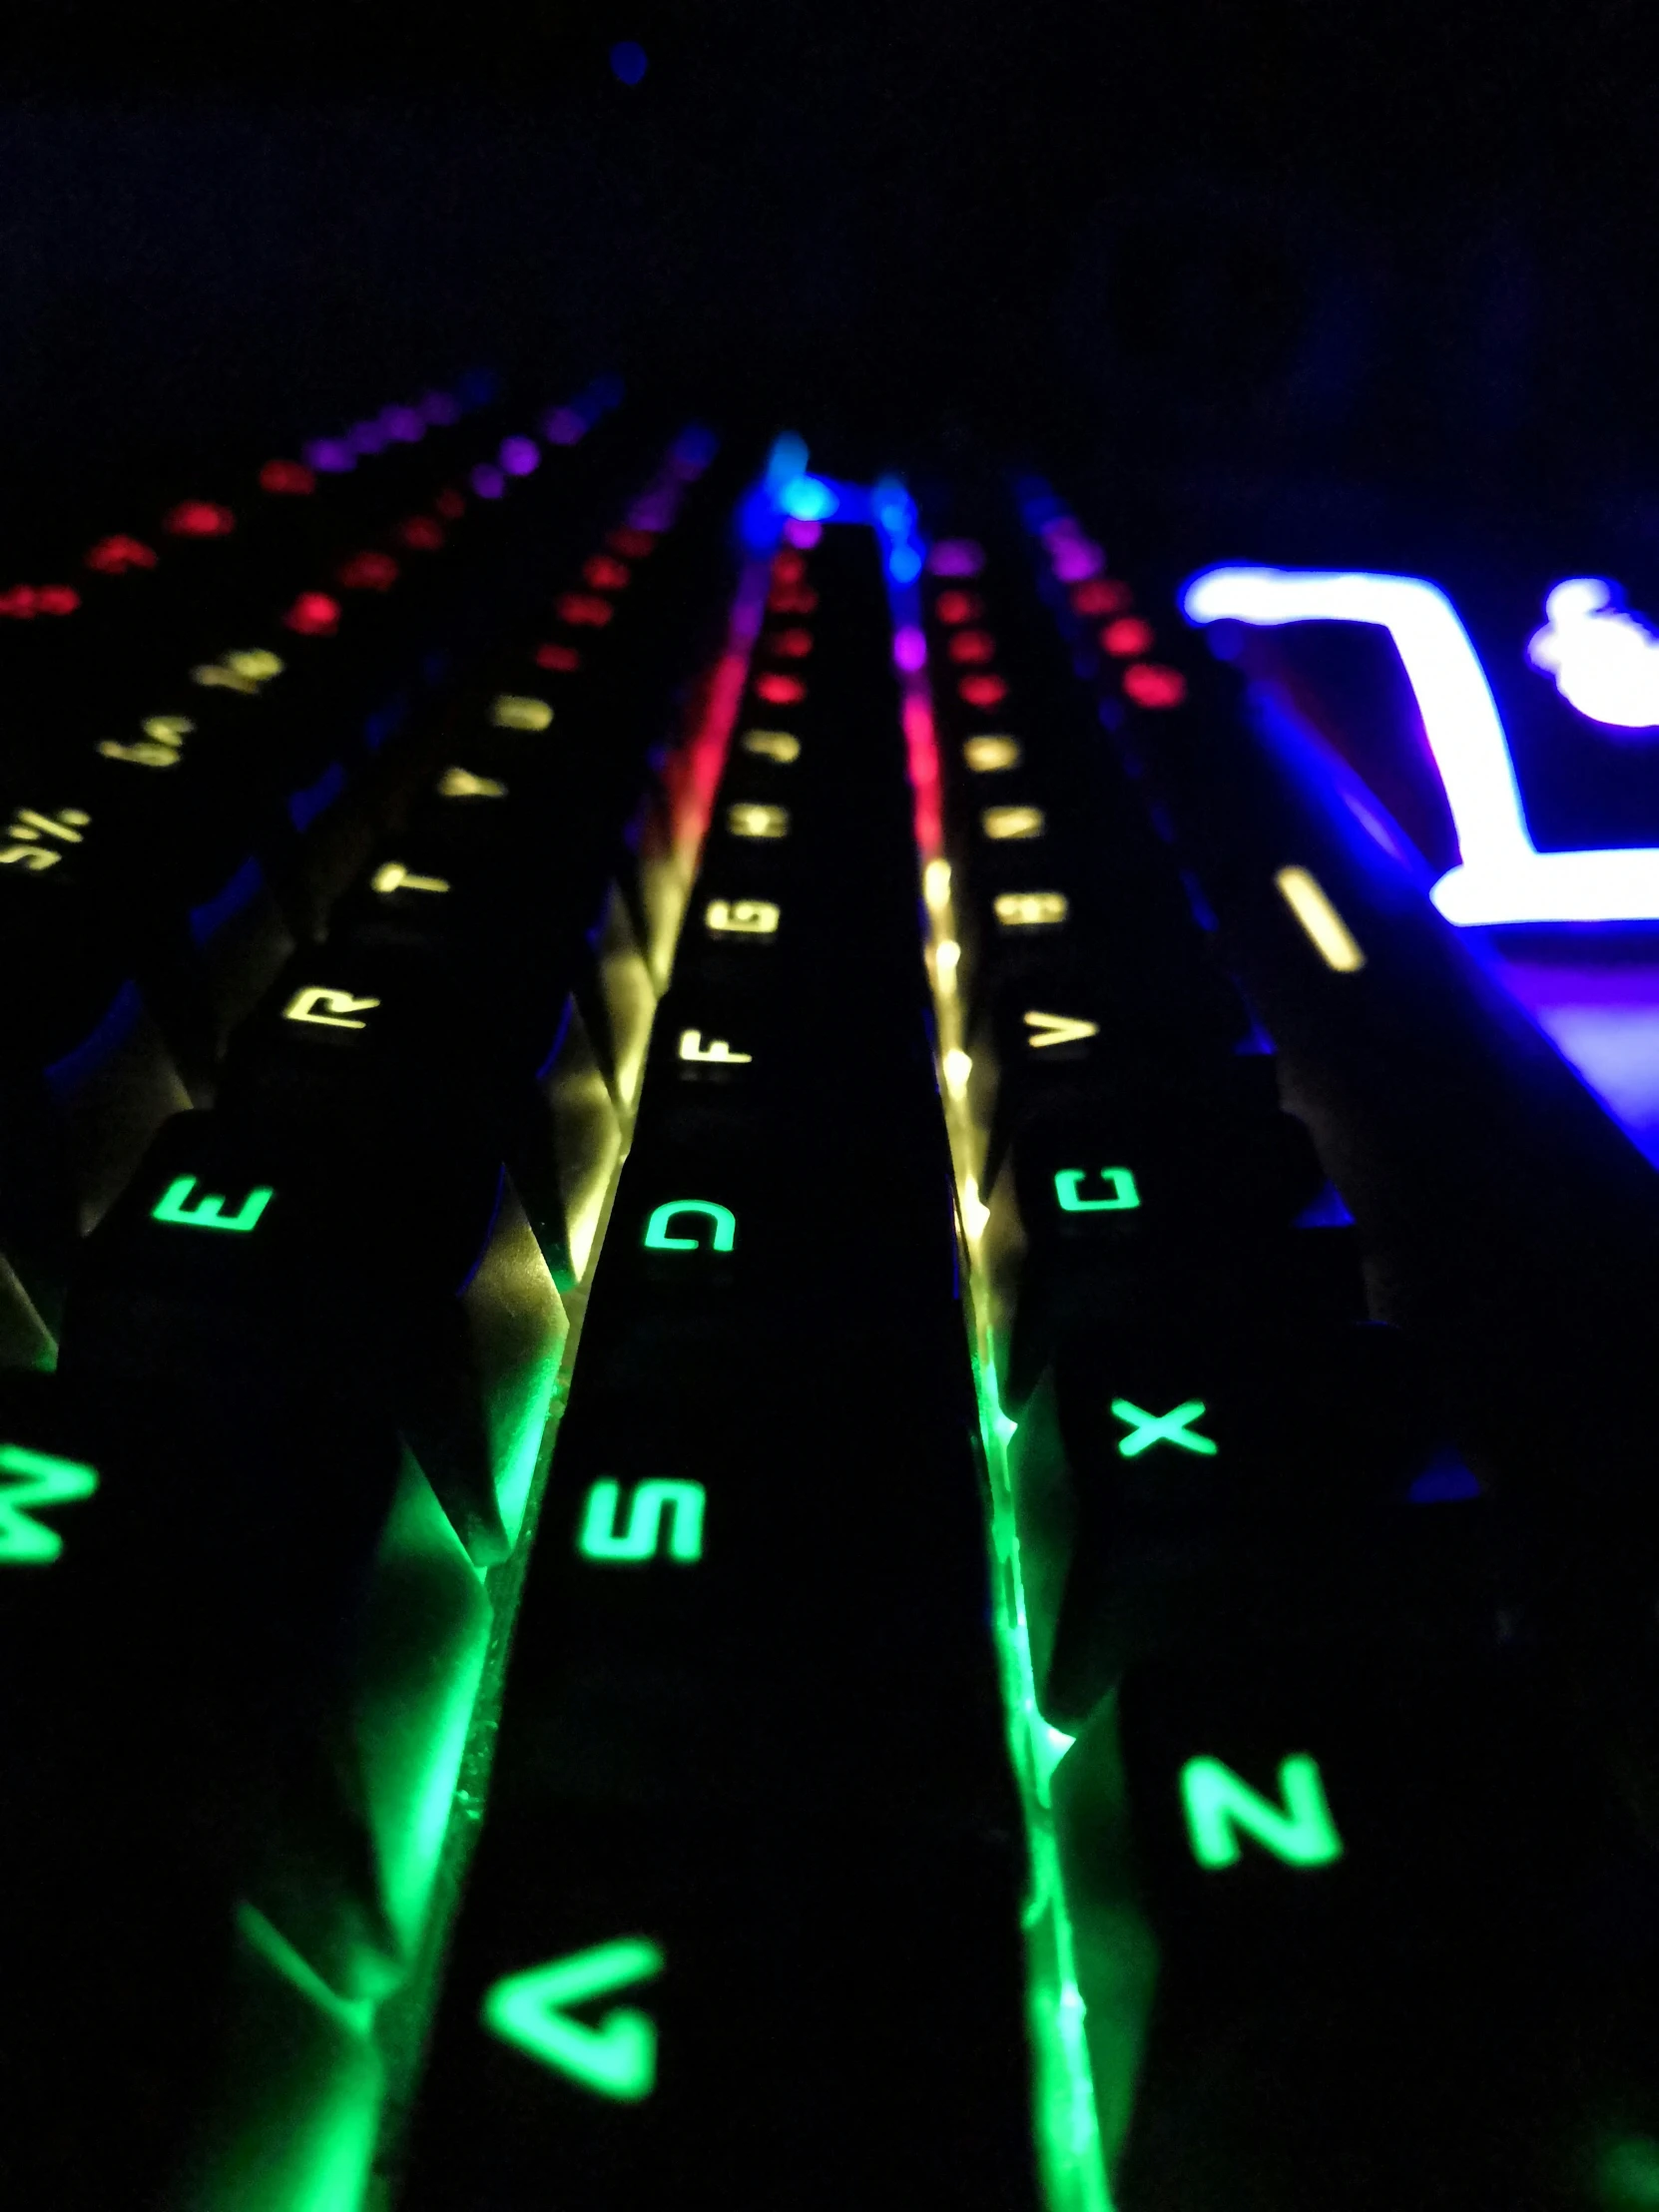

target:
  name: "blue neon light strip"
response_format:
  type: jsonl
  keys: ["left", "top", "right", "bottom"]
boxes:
{"left": 1183, "top": 565, "right": 1659, "bottom": 926}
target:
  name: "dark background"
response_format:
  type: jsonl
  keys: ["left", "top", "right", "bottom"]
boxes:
{"left": 0, "top": 0, "right": 1655, "bottom": 570}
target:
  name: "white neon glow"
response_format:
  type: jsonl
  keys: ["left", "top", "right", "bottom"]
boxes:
{"left": 1184, "top": 564, "right": 1659, "bottom": 925}
{"left": 1526, "top": 578, "right": 1659, "bottom": 729}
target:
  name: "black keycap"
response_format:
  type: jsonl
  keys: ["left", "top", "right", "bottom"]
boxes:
{"left": 1053, "top": 1646, "right": 1659, "bottom": 2212}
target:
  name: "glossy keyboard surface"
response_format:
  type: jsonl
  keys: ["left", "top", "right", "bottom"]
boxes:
{"left": 5, "top": 392, "right": 1659, "bottom": 2212}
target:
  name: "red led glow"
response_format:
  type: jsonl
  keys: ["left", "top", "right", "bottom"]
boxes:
{"left": 584, "top": 554, "right": 631, "bottom": 591}
{"left": 336, "top": 551, "right": 399, "bottom": 592}
{"left": 608, "top": 527, "right": 657, "bottom": 558}
{"left": 756, "top": 671, "right": 805, "bottom": 705}
{"left": 1072, "top": 577, "right": 1132, "bottom": 616}
{"left": 1102, "top": 617, "right": 1155, "bottom": 658}
{"left": 85, "top": 535, "right": 158, "bottom": 575}
{"left": 948, "top": 630, "right": 994, "bottom": 665}
{"left": 395, "top": 517, "right": 445, "bottom": 551}
{"left": 535, "top": 642, "right": 582, "bottom": 672}
{"left": 556, "top": 593, "right": 615, "bottom": 627}
{"left": 435, "top": 489, "right": 466, "bottom": 520}
{"left": 164, "top": 500, "right": 235, "bottom": 537}
{"left": 260, "top": 459, "right": 316, "bottom": 496}
{"left": 283, "top": 592, "right": 340, "bottom": 637}
{"left": 1123, "top": 663, "right": 1187, "bottom": 710}
{"left": 769, "top": 627, "right": 814, "bottom": 660}
{"left": 0, "top": 585, "right": 80, "bottom": 618}
{"left": 773, "top": 550, "right": 807, "bottom": 585}
{"left": 769, "top": 584, "right": 819, "bottom": 615}
{"left": 934, "top": 590, "right": 983, "bottom": 626}
{"left": 959, "top": 674, "right": 1007, "bottom": 708}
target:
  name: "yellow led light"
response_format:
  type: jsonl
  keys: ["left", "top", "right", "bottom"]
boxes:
{"left": 727, "top": 803, "right": 790, "bottom": 839}
{"left": 933, "top": 939, "right": 960, "bottom": 989}
{"left": 97, "top": 741, "right": 179, "bottom": 768}
{"left": 943, "top": 1047, "right": 972, "bottom": 1098}
{"left": 371, "top": 861, "right": 450, "bottom": 895}
{"left": 678, "top": 1028, "right": 753, "bottom": 1064}
{"left": 994, "top": 890, "right": 1068, "bottom": 928}
{"left": 226, "top": 649, "right": 283, "bottom": 682}
{"left": 923, "top": 858, "right": 952, "bottom": 912}
{"left": 1274, "top": 865, "right": 1366, "bottom": 972}
{"left": 741, "top": 729, "right": 801, "bottom": 763}
{"left": 961, "top": 1176, "right": 990, "bottom": 1241}
{"left": 9, "top": 808, "right": 87, "bottom": 843}
{"left": 438, "top": 767, "right": 508, "bottom": 800}
{"left": 1023, "top": 1009, "right": 1098, "bottom": 1048}
{"left": 982, "top": 805, "right": 1045, "bottom": 841}
{"left": 704, "top": 898, "right": 780, "bottom": 936}
{"left": 963, "top": 736, "right": 1021, "bottom": 772}
{"left": 142, "top": 715, "right": 194, "bottom": 743}
{"left": 283, "top": 986, "right": 381, "bottom": 1030}
{"left": 491, "top": 695, "right": 553, "bottom": 731}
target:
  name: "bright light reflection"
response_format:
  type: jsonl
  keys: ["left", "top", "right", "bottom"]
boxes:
{"left": 1527, "top": 577, "right": 1659, "bottom": 730}
{"left": 1185, "top": 564, "right": 1659, "bottom": 926}
{"left": 780, "top": 475, "right": 838, "bottom": 522}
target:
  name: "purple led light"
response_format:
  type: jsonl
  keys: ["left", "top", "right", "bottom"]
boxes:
{"left": 928, "top": 539, "right": 984, "bottom": 578}
{"left": 892, "top": 626, "right": 927, "bottom": 673}
{"left": 383, "top": 405, "right": 426, "bottom": 443}
{"left": 542, "top": 407, "right": 587, "bottom": 446}
{"left": 469, "top": 463, "right": 506, "bottom": 500}
{"left": 418, "top": 390, "right": 460, "bottom": 425}
{"left": 629, "top": 494, "right": 677, "bottom": 531}
{"left": 303, "top": 439, "right": 357, "bottom": 474}
{"left": 499, "top": 435, "right": 540, "bottom": 476}
{"left": 1050, "top": 537, "right": 1104, "bottom": 583}
{"left": 349, "top": 421, "right": 389, "bottom": 455}
{"left": 784, "top": 518, "right": 823, "bottom": 549}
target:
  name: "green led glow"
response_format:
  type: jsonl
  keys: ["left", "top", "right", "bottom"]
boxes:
{"left": 481, "top": 1938, "right": 664, "bottom": 2100}
{"left": 1110, "top": 1398, "right": 1216, "bottom": 1459}
{"left": 0, "top": 1442, "right": 98, "bottom": 1563}
{"left": 152, "top": 1174, "right": 275, "bottom": 1234}
{"left": 1181, "top": 1754, "right": 1343, "bottom": 1870}
{"left": 166, "top": 544, "right": 783, "bottom": 2212}
{"left": 921, "top": 846, "right": 1112, "bottom": 2211}
{"left": 1597, "top": 2135, "right": 1659, "bottom": 2208}
{"left": 577, "top": 1477, "right": 705, "bottom": 1563}
{"left": 1053, "top": 1169, "right": 1139, "bottom": 1214}
{"left": 641, "top": 1199, "right": 737, "bottom": 1253}
{"left": 352, "top": 1455, "right": 493, "bottom": 1968}
{"left": 971, "top": 1352, "right": 1113, "bottom": 2212}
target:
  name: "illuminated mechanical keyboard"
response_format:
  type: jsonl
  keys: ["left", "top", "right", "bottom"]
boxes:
{"left": 4, "top": 389, "right": 1659, "bottom": 2212}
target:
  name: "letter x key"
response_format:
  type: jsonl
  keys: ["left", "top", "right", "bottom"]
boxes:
{"left": 1111, "top": 1397, "right": 1218, "bottom": 1458}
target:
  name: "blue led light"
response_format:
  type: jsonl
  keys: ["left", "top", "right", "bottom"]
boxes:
{"left": 780, "top": 476, "right": 838, "bottom": 522}
{"left": 871, "top": 474, "right": 924, "bottom": 584}
{"left": 610, "top": 40, "right": 649, "bottom": 85}
{"left": 1184, "top": 565, "right": 1659, "bottom": 927}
